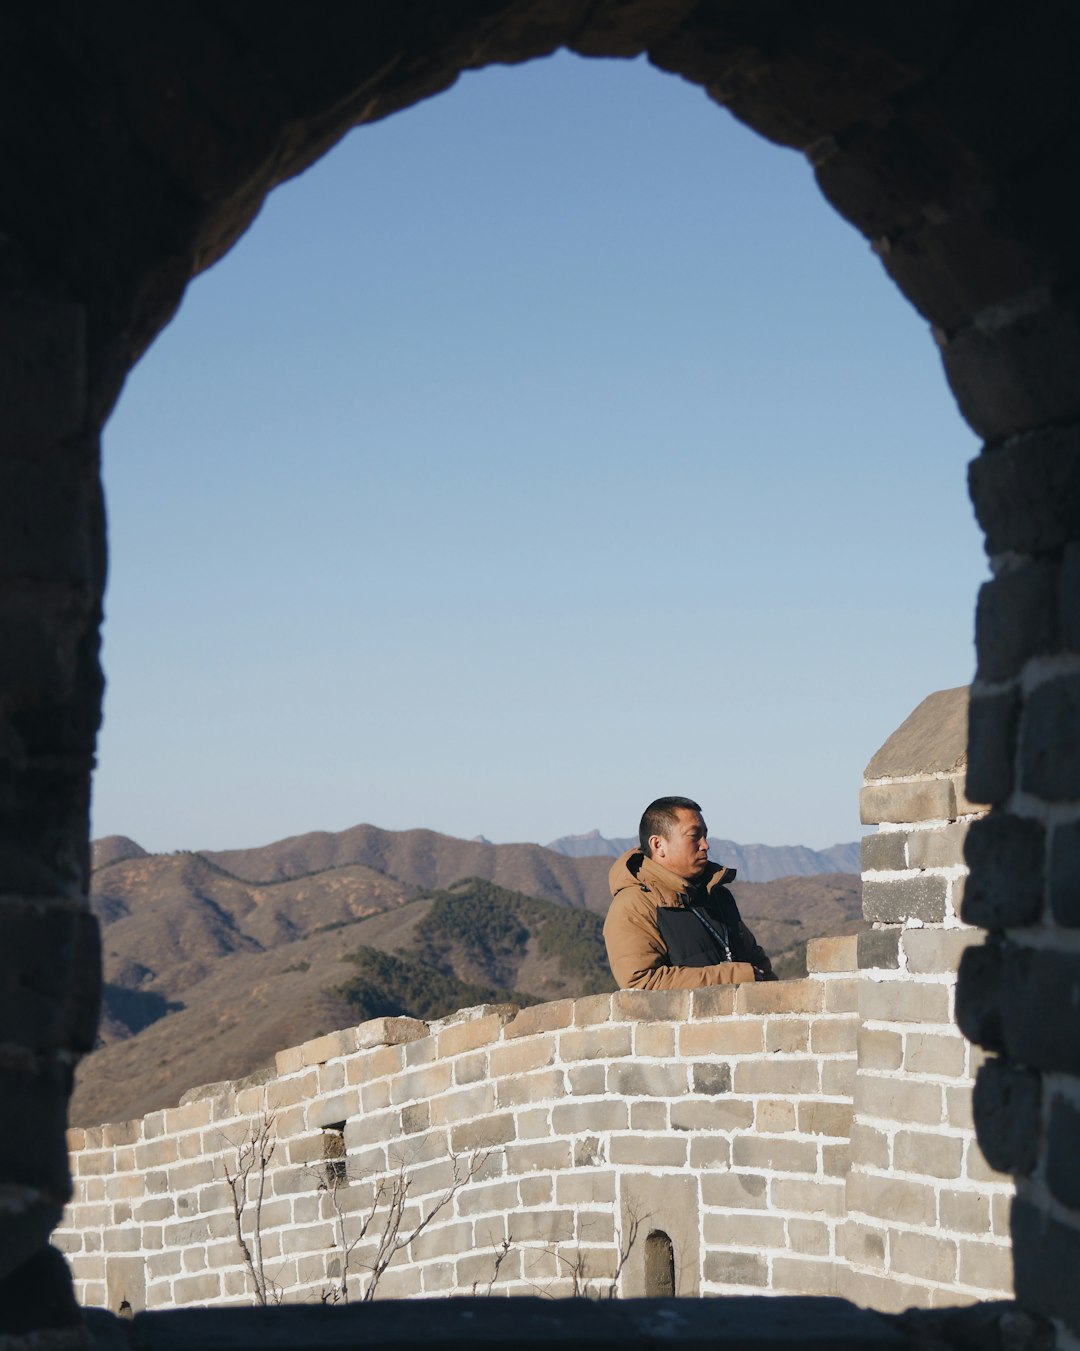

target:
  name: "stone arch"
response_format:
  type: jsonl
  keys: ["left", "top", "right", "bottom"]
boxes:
{"left": 2, "top": 3, "right": 1078, "bottom": 1339}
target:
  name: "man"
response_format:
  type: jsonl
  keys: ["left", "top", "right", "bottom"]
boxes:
{"left": 604, "top": 796, "right": 776, "bottom": 989}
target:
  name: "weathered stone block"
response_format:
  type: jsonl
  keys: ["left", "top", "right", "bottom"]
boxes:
{"left": 702, "top": 1212, "right": 787, "bottom": 1250}
{"left": 731, "top": 1136, "right": 817, "bottom": 1174}
{"left": 772, "top": 1256, "right": 837, "bottom": 1296}
{"left": 966, "top": 688, "right": 1019, "bottom": 807}
{"left": 857, "top": 929, "right": 901, "bottom": 970}
{"left": 571, "top": 993, "right": 612, "bottom": 1025}
{"left": 902, "top": 927, "right": 981, "bottom": 974}
{"left": 504, "top": 1001, "right": 573, "bottom": 1038}
{"left": 907, "top": 820, "right": 971, "bottom": 869}
{"left": 903, "top": 1032, "right": 967, "bottom": 1077}
{"left": 608, "top": 1135, "right": 687, "bottom": 1167}
{"left": 389, "top": 1063, "right": 452, "bottom": 1106}
{"left": 1021, "top": 673, "right": 1080, "bottom": 800}
{"left": 679, "top": 1020, "right": 763, "bottom": 1057}
{"left": 891, "top": 1229, "right": 958, "bottom": 1284}
{"left": 798, "top": 1101, "right": 852, "bottom": 1139}
{"left": 700, "top": 1172, "right": 767, "bottom": 1209}
{"left": 691, "top": 1063, "right": 732, "bottom": 1096}
{"left": 810, "top": 1017, "right": 857, "bottom": 1055}
{"left": 970, "top": 1059, "right": 1041, "bottom": 1177}
{"left": 608, "top": 1062, "right": 686, "bottom": 1097}
{"left": 849, "top": 1123, "right": 890, "bottom": 1170}
{"left": 962, "top": 812, "right": 1045, "bottom": 927}
{"left": 1050, "top": 819, "right": 1080, "bottom": 926}
{"left": 976, "top": 562, "right": 1058, "bottom": 682}
{"left": 841, "top": 1220, "right": 886, "bottom": 1269}
{"left": 846, "top": 1173, "right": 936, "bottom": 1227}
{"left": 634, "top": 1023, "right": 676, "bottom": 1058}
{"left": 674, "top": 1097, "right": 753, "bottom": 1133}
{"left": 703, "top": 1251, "right": 768, "bottom": 1287}
{"left": 805, "top": 935, "right": 858, "bottom": 972}
{"left": 863, "top": 875, "right": 948, "bottom": 923}
{"left": 503, "top": 1140, "right": 571, "bottom": 1174}
{"left": 489, "top": 1036, "right": 555, "bottom": 1077}
{"left": 853, "top": 1074, "right": 943, "bottom": 1127}
{"left": 628, "top": 1100, "right": 665, "bottom": 1130}
{"left": 496, "top": 1068, "right": 565, "bottom": 1107}
{"left": 448, "top": 1113, "right": 515, "bottom": 1153}
{"left": 765, "top": 1018, "right": 809, "bottom": 1053}
{"left": 860, "top": 779, "right": 955, "bottom": 826}
{"left": 551, "top": 1100, "right": 626, "bottom": 1134}
{"left": 771, "top": 1178, "right": 845, "bottom": 1217}
{"left": 893, "top": 1129, "right": 963, "bottom": 1179}
{"left": 733, "top": 1060, "right": 820, "bottom": 1095}
{"left": 860, "top": 832, "right": 908, "bottom": 872}
{"left": 971, "top": 423, "right": 1080, "bottom": 552}
{"left": 940, "top": 1189, "right": 992, "bottom": 1235}
{"left": 755, "top": 1098, "right": 796, "bottom": 1133}
{"left": 860, "top": 977, "right": 951, "bottom": 1025}
{"left": 566, "top": 1064, "right": 605, "bottom": 1096}
{"left": 557, "top": 1027, "right": 631, "bottom": 1062}
{"left": 688, "top": 986, "right": 737, "bottom": 1018}
{"left": 958, "top": 1238, "right": 1014, "bottom": 1295}
{"left": 611, "top": 989, "right": 691, "bottom": 1022}
{"left": 355, "top": 1016, "right": 428, "bottom": 1050}
{"left": 736, "top": 979, "right": 822, "bottom": 1015}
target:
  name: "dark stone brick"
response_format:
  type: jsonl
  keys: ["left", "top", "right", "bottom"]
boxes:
{"left": 1062, "top": 544, "right": 1080, "bottom": 652}
{"left": 966, "top": 688, "right": 1019, "bottom": 806}
{"left": 898, "top": 1302, "right": 1055, "bottom": 1351}
{"left": 857, "top": 929, "right": 901, "bottom": 970}
{"left": 945, "top": 302, "right": 1080, "bottom": 443}
{"left": 1050, "top": 821, "right": 1080, "bottom": 927}
{"left": 975, "top": 564, "right": 1058, "bottom": 683}
{"left": 0, "top": 1245, "right": 80, "bottom": 1335}
{"left": 0, "top": 1060, "right": 73, "bottom": 1196}
{"left": 968, "top": 946, "right": 1080, "bottom": 1076}
{"left": 1013, "top": 1197, "right": 1080, "bottom": 1337}
{"left": 692, "top": 1064, "right": 731, "bottom": 1096}
{"left": 962, "top": 813, "right": 1046, "bottom": 928}
{"left": 862, "top": 875, "right": 947, "bottom": 924}
{"left": 0, "top": 903, "right": 101, "bottom": 1053}
{"left": 1020, "top": 675, "right": 1080, "bottom": 801}
{"left": 860, "top": 832, "right": 907, "bottom": 872}
{"left": 1046, "top": 1094, "right": 1080, "bottom": 1210}
{"left": 969, "top": 425, "right": 1080, "bottom": 555}
{"left": 972, "top": 1059, "right": 1041, "bottom": 1176}
{"left": 956, "top": 940, "right": 1006, "bottom": 1053}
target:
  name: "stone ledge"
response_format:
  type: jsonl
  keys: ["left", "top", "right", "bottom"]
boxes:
{"left": 100, "top": 1296, "right": 910, "bottom": 1348}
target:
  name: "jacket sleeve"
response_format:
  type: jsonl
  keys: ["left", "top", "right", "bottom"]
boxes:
{"left": 738, "top": 918, "right": 777, "bottom": 981}
{"left": 603, "top": 891, "right": 756, "bottom": 990}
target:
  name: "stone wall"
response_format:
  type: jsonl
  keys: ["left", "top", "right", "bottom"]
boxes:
{"left": 841, "top": 688, "right": 1012, "bottom": 1310}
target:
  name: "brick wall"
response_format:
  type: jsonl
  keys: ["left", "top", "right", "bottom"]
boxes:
{"left": 841, "top": 688, "right": 1014, "bottom": 1311}
{"left": 57, "top": 958, "right": 861, "bottom": 1308}
{"left": 57, "top": 706, "right": 1012, "bottom": 1318}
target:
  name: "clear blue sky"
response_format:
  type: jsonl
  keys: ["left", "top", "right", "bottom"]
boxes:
{"left": 92, "top": 51, "right": 985, "bottom": 855}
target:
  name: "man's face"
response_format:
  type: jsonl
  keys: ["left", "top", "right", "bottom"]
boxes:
{"left": 651, "top": 808, "right": 710, "bottom": 881}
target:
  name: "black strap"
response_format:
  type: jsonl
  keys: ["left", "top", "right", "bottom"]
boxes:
{"left": 686, "top": 902, "right": 733, "bottom": 963}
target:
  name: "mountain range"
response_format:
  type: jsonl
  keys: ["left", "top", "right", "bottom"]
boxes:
{"left": 76, "top": 823, "right": 863, "bottom": 1126}
{"left": 545, "top": 831, "right": 861, "bottom": 881}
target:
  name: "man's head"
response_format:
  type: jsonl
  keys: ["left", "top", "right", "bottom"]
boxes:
{"left": 638, "top": 796, "right": 709, "bottom": 881}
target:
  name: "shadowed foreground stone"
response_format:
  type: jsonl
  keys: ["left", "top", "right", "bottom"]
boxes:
{"left": 90, "top": 1298, "right": 907, "bottom": 1350}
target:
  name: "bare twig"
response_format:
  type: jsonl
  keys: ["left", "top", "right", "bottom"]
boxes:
{"left": 220, "top": 1114, "right": 277, "bottom": 1306}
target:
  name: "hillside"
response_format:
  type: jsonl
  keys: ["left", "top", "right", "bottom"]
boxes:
{"left": 72, "top": 823, "right": 863, "bottom": 1126}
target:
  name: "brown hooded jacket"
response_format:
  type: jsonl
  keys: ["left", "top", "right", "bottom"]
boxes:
{"left": 603, "top": 848, "right": 771, "bottom": 990}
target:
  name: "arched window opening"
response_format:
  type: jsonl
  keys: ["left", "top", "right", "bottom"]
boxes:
{"left": 644, "top": 1231, "right": 676, "bottom": 1298}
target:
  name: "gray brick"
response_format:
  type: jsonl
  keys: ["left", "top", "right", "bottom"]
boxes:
{"left": 1021, "top": 674, "right": 1080, "bottom": 800}
{"left": 962, "top": 813, "right": 1046, "bottom": 927}
{"left": 704, "top": 1251, "right": 768, "bottom": 1287}
{"left": 863, "top": 875, "right": 947, "bottom": 924}
{"left": 906, "top": 820, "right": 970, "bottom": 869}
{"left": 860, "top": 779, "right": 955, "bottom": 827}
{"left": 607, "top": 1063, "right": 686, "bottom": 1097}
{"left": 860, "top": 832, "right": 907, "bottom": 872}
{"left": 975, "top": 563, "right": 1058, "bottom": 682}
{"left": 857, "top": 929, "right": 900, "bottom": 970}
{"left": 691, "top": 1064, "right": 732, "bottom": 1096}
{"left": 967, "top": 689, "right": 1019, "bottom": 808}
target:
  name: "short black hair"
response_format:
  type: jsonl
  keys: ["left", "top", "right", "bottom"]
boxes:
{"left": 639, "top": 797, "right": 703, "bottom": 856}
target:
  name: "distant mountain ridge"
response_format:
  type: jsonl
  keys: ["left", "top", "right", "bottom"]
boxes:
{"left": 75, "top": 821, "right": 863, "bottom": 1126}
{"left": 545, "top": 829, "right": 860, "bottom": 882}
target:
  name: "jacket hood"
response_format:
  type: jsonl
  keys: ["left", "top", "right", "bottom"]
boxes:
{"left": 607, "top": 848, "right": 736, "bottom": 902}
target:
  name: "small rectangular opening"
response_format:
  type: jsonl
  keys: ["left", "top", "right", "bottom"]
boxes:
{"left": 322, "top": 1121, "right": 347, "bottom": 1187}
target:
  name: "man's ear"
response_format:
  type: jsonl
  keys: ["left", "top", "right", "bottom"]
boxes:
{"left": 649, "top": 833, "right": 666, "bottom": 860}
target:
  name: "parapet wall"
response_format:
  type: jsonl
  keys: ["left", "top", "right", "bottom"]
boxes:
{"left": 56, "top": 930, "right": 1011, "bottom": 1313}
